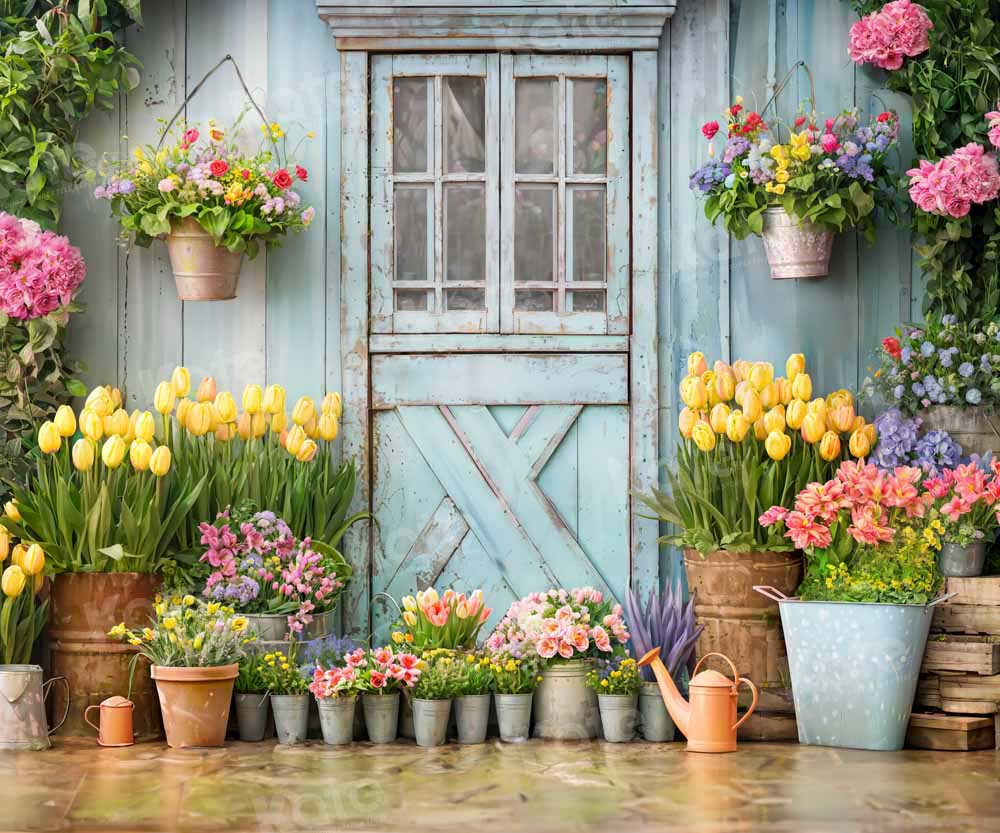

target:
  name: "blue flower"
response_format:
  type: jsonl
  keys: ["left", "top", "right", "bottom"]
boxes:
{"left": 912, "top": 383, "right": 926, "bottom": 397}
{"left": 967, "top": 388, "right": 983, "bottom": 405}
{"left": 893, "top": 385, "right": 905, "bottom": 399}
{"left": 981, "top": 355, "right": 992, "bottom": 370}
{"left": 900, "top": 347, "right": 912, "bottom": 365}
{"left": 942, "top": 314, "right": 957, "bottom": 326}
{"left": 939, "top": 350, "right": 953, "bottom": 367}
{"left": 959, "top": 362, "right": 975, "bottom": 378}
{"left": 920, "top": 341, "right": 935, "bottom": 357}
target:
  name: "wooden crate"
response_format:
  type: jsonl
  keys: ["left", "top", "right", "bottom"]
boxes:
{"left": 737, "top": 711, "right": 798, "bottom": 742}
{"left": 906, "top": 712, "right": 995, "bottom": 751}
{"left": 922, "top": 635, "right": 1000, "bottom": 675}
{"left": 945, "top": 577, "right": 1000, "bottom": 607}
{"left": 933, "top": 605, "right": 1000, "bottom": 635}
{"left": 915, "top": 674, "right": 941, "bottom": 709}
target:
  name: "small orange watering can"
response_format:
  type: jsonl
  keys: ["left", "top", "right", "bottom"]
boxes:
{"left": 85, "top": 696, "right": 135, "bottom": 747}
{"left": 638, "top": 648, "right": 757, "bottom": 753}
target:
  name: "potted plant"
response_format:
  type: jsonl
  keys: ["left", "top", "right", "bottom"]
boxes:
{"left": 110, "top": 597, "right": 251, "bottom": 748}
{"left": 259, "top": 648, "right": 309, "bottom": 745}
{"left": 410, "top": 649, "right": 461, "bottom": 748}
{"left": 96, "top": 119, "right": 316, "bottom": 301}
{"left": 639, "top": 351, "right": 870, "bottom": 693}
{"left": 234, "top": 653, "right": 269, "bottom": 742}
{"left": 308, "top": 645, "right": 366, "bottom": 746}
{"left": 587, "top": 656, "right": 641, "bottom": 743}
{"left": 690, "top": 102, "right": 899, "bottom": 279}
{"left": 358, "top": 647, "right": 422, "bottom": 744}
{"left": 453, "top": 651, "right": 493, "bottom": 745}
{"left": 489, "top": 654, "right": 540, "bottom": 743}
{"left": 624, "top": 583, "right": 702, "bottom": 742}
{"left": 758, "top": 459, "right": 946, "bottom": 750}
{"left": 923, "top": 463, "right": 1000, "bottom": 577}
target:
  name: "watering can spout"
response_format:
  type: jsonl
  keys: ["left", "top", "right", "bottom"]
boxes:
{"left": 637, "top": 647, "right": 690, "bottom": 737}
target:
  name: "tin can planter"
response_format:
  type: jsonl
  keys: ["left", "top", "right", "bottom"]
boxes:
{"left": 760, "top": 207, "right": 834, "bottom": 280}
{"left": 235, "top": 693, "right": 269, "bottom": 742}
{"left": 495, "top": 692, "right": 533, "bottom": 743}
{"left": 757, "top": 587, "right": 948, "bottom": 751}
{"left": 920, "top": 405, "right": 1000, "bottom": 459}
{"left": 638, "top": 681, "right": 675, "bottom": 742}
{"left": 533, "top": 659, "right": 600, "bottom": 739}
{"left": 938, "top": 541, "right": 987, "bottom": 578}
{"left": 597, "top": 693, "right": 638, "bottom": 743}
{"left": 454, "top": 693, "right": 491, "bottom": 744}
{"left": 271, "top": 694, "right": 310, "bottom": 745}
{"left": 412, "top": 698, "right": 452, "bottom": 748}
{"left": 362, "top": 692, "right": 399, "bottom": 744}
{"left": 164, "top": 218, "right": 244, "bottom": 301}
{"left": 151, "top": 664, "right": 238, "bottom": 749}
{"left": 245, "top": 611, "right": 333, "bottom": 643}
{"left": 318, "top": 697, "right": 356, "bottom": 745}
{"left": 0, "top": 665, "right": 68, "bottom": 750}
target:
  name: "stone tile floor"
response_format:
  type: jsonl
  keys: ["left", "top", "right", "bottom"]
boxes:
{"left": 3, "top": 739, "right": 999, "bottom": 833}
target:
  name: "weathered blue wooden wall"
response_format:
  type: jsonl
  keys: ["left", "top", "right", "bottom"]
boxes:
{"left": 60, "top": 0, "right": 917, "bottom": 584}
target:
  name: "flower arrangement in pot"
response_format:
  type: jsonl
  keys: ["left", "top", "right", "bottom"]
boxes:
{"left": 392, "top": 587, "right": 492, "bottom": 651}
{"left": 690, "top": 100, "right": 899, "bottom": 279}
{"left": 308, "top": 641, "right": 364, "bottom": 746}
{"left": 757, "top": 460, "right": 946, "bottom": 751}
{"left": 486, "top": 587, "right": 629, "bottom": 740}
{"left": 234, "top": 652, "right": 270, "bottom": 742}
{"left": 110, "top": 596, "right": 252, "bottom": 748}
{"left": 923, "top": 463, "right": 1000, "bottom": 577}
{"left": 489, "top": 654, "right": 542, "bottom": 743}
{"left": 96, "top": 119, "right": 316, "bottom": 301}
{"left": 258, "top": 648, "right": 310, "bottom": 745}
{"left": 586, "top": 656, "right": 641, "bottom": 743}
{"left": 453, "top": 651, "right": 494, "bottom": 745}
{"left": 410, "top": 648, "right": 463, "bottom": 748}
{"left": 356, "top": 647, "right": 423, "bottom": 744}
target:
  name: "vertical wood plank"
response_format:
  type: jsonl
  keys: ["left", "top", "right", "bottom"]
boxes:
{"left": 182, "top": 0, "right": 268, "bottom": 394}
{"left": 370, "top": 55, "right": 393, "bottom": 333}
{"left": 606, "top": 55, "right": 630, "bottom": 335}
{"left": 630, "top": 50, "right": 660, "bottom": 599}
{"left": 484, "top": 53, "right": 501, "bottom": 333}
{"left": 499, "top": 54, "right": 515, "bottom": 334}
{"left": 339, "top": 49, "right": 371, "bottom": 638}
{"left": 325, "top": 38, "right": 344, "bottom": 423}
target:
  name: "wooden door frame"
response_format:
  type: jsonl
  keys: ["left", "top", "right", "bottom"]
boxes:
{"left": 322, "top": 7, "right": 671, "bottom": 636}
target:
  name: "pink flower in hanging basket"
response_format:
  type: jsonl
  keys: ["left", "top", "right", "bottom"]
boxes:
{"left": 848, "top": 0, "right": 933, "bottom": 71}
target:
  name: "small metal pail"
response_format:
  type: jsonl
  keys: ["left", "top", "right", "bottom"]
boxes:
{"left": 0, "top": 665, "right": 69, "bottom": 750}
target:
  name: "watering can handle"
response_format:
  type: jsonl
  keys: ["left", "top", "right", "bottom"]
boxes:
{"left": 42, "top": 677, "right": 70, "bottom": 736}
{"left": 732, "top": 678, "right": 758, "bottom": 731}
{"left": 753, "top": 585, "right": 793, "bottom": 603}
{"left": 84, "top": 705, "right": 101, "bottom": 734}
{"left": 692, "top": 652, "right": 740, "bottom": 684}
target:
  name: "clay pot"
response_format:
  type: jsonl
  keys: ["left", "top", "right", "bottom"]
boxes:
{"left": 151, "top": 664, "right": 238, "bottom": 748}
{"left": 164, "top": 218, "right": 243, "bottom": 301}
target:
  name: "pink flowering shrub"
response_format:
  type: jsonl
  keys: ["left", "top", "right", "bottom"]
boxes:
{"left": 848, "top": 0, "right": 933, "bottom": 70}
{"left": 986, "top": 104, "right": 1000, "bottom": 151}
{"left": 907, "top": 142, "right": 1000, "bottom": 218}
{"left": 924, "top": 460, "right": 1000, "bottom": 545}
{"left": 0, "top": 212, "right": 86, "bottom": 320}
{"left": 485, "top": 587, "right": 630, "bottom": 665}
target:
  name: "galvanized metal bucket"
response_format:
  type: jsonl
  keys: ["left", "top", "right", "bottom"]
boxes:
{"left": 638, "top": 681, "right": 675, "bottom": 742}
{"left": 938, "top": 541, "right": 987, "bottom": 578}
{"left": 0, "top": 666, "right": 69, "bottom": 750}
{"left": 362, "top": 692, "right": 399, "bottom": 744}
{"left": 235, "top": 692, "right": 269, "bottom": 742}
{"left": 317, "top": 696, "right": 356, "bottom": 745}
{"left": 454, "top": 694, "right": 491, "bottom": 744}
{"left": 597, "top": 693, "right": 638, "bottom": 743}
{"left": 495, "top": 692, "right": 533, "bottom": 743}
{"left": 270, "top": 694, "right": 310, "bottom": 745}
{"left": 164, "top": 218, "right": 244, "bottom": 301}
{"left": 245, "top": 611, "right": 333, "bottom": 643}
{"left": 755, "top": 587, "right": 954, "bottom": 751}
{"left": 760, "top": 207, "right": 834, "bottom": 280}
{"left": 533, "top": 659, "right": 600, "bottom": 739}
{"left": 412, "top": 698, "right": 451, "bottom": 748}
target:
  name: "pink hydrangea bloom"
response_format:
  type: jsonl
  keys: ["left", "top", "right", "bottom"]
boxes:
{"left": 987, "top": 104, "right": 1000, "bottom": 150}
{"left": 907, "top": 142, "right": 1000, "bottom": 218}
{"left": 848, "top": 0, "right": 933, "bottom": 70}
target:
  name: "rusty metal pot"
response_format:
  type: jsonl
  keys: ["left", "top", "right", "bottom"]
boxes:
{"left": 164, "top": 218, "right": 244, "bottom": 301}
{"left": 760, "top": 207, "right": 834, "bottom": 280}
{"left": 48, "top": 572, "right": 161, "bottom": 739}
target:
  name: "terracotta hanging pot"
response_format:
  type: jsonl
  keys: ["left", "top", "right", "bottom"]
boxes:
{"left": 151, "top": 664, "right": 238, "bottom": 748}
{"left": 760, "top": 207, "right": 834, "bottom": 280}
{"left": 164, "top": 218, "right": 244, "bottom": 301}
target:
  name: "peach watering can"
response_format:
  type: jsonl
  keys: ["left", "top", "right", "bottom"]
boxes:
{"left": 637, "top": 648, "right": 757, "bottom": 753}
{"left": 85, "top": 696, "right": 135, "bottom": 747}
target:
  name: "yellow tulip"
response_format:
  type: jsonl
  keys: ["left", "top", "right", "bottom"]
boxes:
{"left": 763, "top": 407, "right": 786, "bottom": 435}
{"left": 773, "top": 377, "right": 793, "bottom": 406}
{"left": 862, "top": 423, "right": 877, "bottom": 447}
{"left": 263, "top": 384, "right": 286, "bottom": 415}
{"left": 679, "top": 376, "right": 708, "bottom": 410}
{"left": 709, "top": 403, "right": 731, "bottom": 434}
{"left": 242, "top": 384, "right": 263, "bottom": 415}
{"left": 687, "top": 351, "right": 708, "bottom": 376}
{"left": 54, "top": 405, "right": 77, "bottom": 438}
{"left": 105, "top": 408, "right": 130, "bottom": 437}
{"left": 21, "top": 544, "right": 44, "bottom": 577}
{"left": 285, "top": 425, "right": 306, "bottom": 456}
{"left": 296, "top": 438, "right": 319, "bottom": 462}
{"left": 237, "top": 412, "right": 252, "bottom": 441}
{"left": 849, "top": 430, "right": 871, "bottom": 458}
{"left": 251, "top": 412, "right": 267, "bottom": 439}
{"left": 304, "top": 415, "right": 319, "bottom": 440}
{"left": 807, "top": 398, "right": 828, "bottom": 421}
{"left": 109, "top": 386, "right": 124, "bottom": 410}
{"left": 714, "top": 367, "right": 737, "bottom": 402}
{"left": 318, "top": 412, "right": 340, "bottom": 441}
{"left": 34, "top": 572, "right": 43, "bottom": 595}
{"left": 10, "top": 544, "right": 25, "bottom": 570}
{"left": 734, "top": 380, "right": 751, "bottom": 407}
{"left": 150, "top": 446, "right": 172, "bottom": 477}
{"left": 691, "top": 421, "right": 716, "bottom": 452}
{"left": 206, "top": 403, "right": 221, "bottom": 432}
{"left": 741, "top": 388, "right": 762, "bottom": 423}
{"left": 186, "top": 403, "right": 212, "bottom": 437}
{"left": 321, "top": 391, "right": 343, "bottom": 419}
{"left": 172, "top": 399, "right": 191, "bottom": 430}
{"left": 1, "top": 564, "right": 26, "bottom": 598}
{"left": 826, "top": 389, "right": 854, "bottom": 410}
{"left": 196, "top": 376, "right": 217, "bottom": 403}
{"left": 215, "top": 423, "right": 235, "bottom": 442}
{"left": 785, "top": 353, "right": 806, "bottom": 381}
{"left": 292, "top": 396, "right": 316, "bottom": 427}
{"left": 828, "top": 404, "right": 856, "bottom": 434}
{"left": 785, "top": 399, "right": 808, "bottom": 431}
{"left": 0, "top": 527, "right": 9, "bottom": 562}
{"left": 130, "top": 439, "right": 153, "bottom": 472}
{"left": 80, "top": 409, "right": 103, "bottom": 442}
{"left": 725, "top": 410, "right": 750, "bottom": 443}
{"left": 702, "top": 371, "right": 719, "bottom": 407}
{"left": 38, "top": 421, "right": 61, "bottom": 454}
{"left": 732, "top": 359, "right": 751, "bottom": 382}
{"left": 270, "top": 411, "right": 288, "bottom": 434}
{"left": 678, "top": 407, "right": 698, "bottom": 439}
{"left": 760, "top": 382, "right": 779, "bottom": 409}
{"left": 753, "top": 417, "right": 768, "bottom": 440}
{"left": 749, "top": 362, "right": 774, "bottom": 392}
{"left": 819, "top": 430, "right": 842, "bottom": 462}
{"left": 101, "top": 435, "right": 127, "bottom": 469}
{"left": 170, "top": 366, "right": 191, "bottom": 397}
{"left": 4, "top": 501, "right": 20, "bottom": 523}
{"left": 72, "top": 438, "right": 95, "bottom": 471}
{"left": 153, "top": 381, "right": 176, "bottom": 415}
{"left": 791, "top": 372, "right": 812, "bottom": 401}
{"left": 132, "top": 411, "right": 155, "bottom": 444}
{"left": 85, "top": 386, "right": 113, "bottom": 417}
{"left": 800, "top": 412, "right": 826, "bottom": 444}
{"left": 213, "top": 392, "right": 237, "bottom": 424}
{"left": 764, "top": 431, "right": 791, "bottom": 461}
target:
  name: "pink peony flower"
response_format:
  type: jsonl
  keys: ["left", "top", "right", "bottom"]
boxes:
{"left": 591, "top": 625, "right": 612, "bottom": 653}
{"left": 537, "top": 636, "right": 559, "bottom": 659}
{"left": 907, "top": 142, "right": 1000, "bottom": 218}
{"left": 368, "top": 671, "right": 386, "bottom": 689}
{"left": 557, "top": 640, "right": 575, "bottom": 659}
{"left": 848, "top": 0, "right": 933, "bottom": 71}
{"left": 795, "top": 480, "right": 849, "bottom": 524}
{"left": 783, "top": 511, "right": 833, "bottom": 551}
{"left": 820, "top": 133, "right": 840, "bottom": 153}
{"left": 758, "top": 506, "right": 789, "bottom": 527}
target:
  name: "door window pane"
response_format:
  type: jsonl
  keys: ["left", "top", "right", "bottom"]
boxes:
{"left": 445, "top": 184, "right": 486, "bottom": 284}
{"left": 396, "top": 290, "right": 431, "bottom": 311}
{"left": 569, "top": 187, "right": 606, "bottom": 282}
{"left": 444, "top": 77, "right": 486, "bottom": 174}
{"left": 446, "top": 289, "right": 484, "bottom": 311}
{"left": 515, "top": 79, "right": 556, "bottom": 175}
{"left": 571, "top": 79, "right": 607, "bottom": 175}
{"left": 515, "top": 290, "right": 555, "bottom": 312}
{"left": 395, "top": 186, "right": 430, "bottom": 282}
{"left": 568, "top": 291, "right": 605, "bottom": 312}
{"left": 393, "top": 78, "right": 430, "bottom": 173}
{"left": 515, "top": 185, "right": 555, "bottom": 283}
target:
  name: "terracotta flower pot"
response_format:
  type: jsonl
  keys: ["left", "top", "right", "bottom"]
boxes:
{"left": 151, "top": 664, "right": 238, "bottom": 748}
{"left": 164, "top": 218, "right": 243, "bottom": 301}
